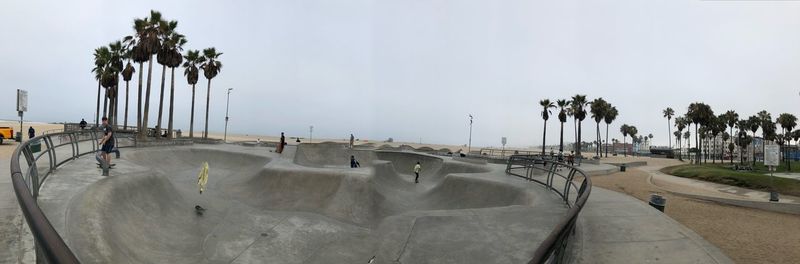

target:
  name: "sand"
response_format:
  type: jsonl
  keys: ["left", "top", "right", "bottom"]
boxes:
{"left": 592, "top": 158, "right": 800, "bottom": 264}
{"left": 0, "top": 121, "right": 63, "bottom": 159}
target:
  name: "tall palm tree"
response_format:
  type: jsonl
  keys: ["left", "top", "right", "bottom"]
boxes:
{"left": 556, "top": 99, "right": 570, "bottom": 154}
{"left": 539, "top": 99, "right": 555, "bottom": 156}
{"left": 722, "top": 110, "right": 739, "bottom": 164}
{"left": 183, "top": 50, "right": 203, "bottom": 138}
{"left": 200, "top": 47, "right": 223, "bottom": 139}
{"left": 746, "top": 115, "right": 760, "bottom": 166}
{"left": 674, "top": 117, "right": 687, "bottom": 160}
{"left": 686, "top": 103, "right": 713, "bottom": 164}
{"left": 155, "top": 20, "right": 178, "bottom": 137}
{"left": 777, "top": 113, "right": 797, "bottom": 170}
{"left": 648, "top": 133, "right": 653, "bottom": 150}
{"left": 629, "top": 126, "right": 638, "bottom": 154}
{"left": 92, "top": 46, "right": 111, "bottom": 126}
{"left": 123, "top": 17, "right": 152, "bottom": 133}
{"left": 674, "top": 130, "right": 682, "bottom": 158}
{"left": 121, "top": 50, "right": 135, "bottom": 130}
{"left": 590, "top": 98, "right": 608, "bottom": 157}
{"left": 709, "top": 115, "right": 723, "bottom": 164}
{"left": 570, "top": 95, "right": 588, "bottom": 157}
{"left": 163, "top": 32, "right": 187, "bottom": 139}
{"left": 108, "top": 41, "right": 124, "bottom": 128}
{"left": 758, "top": 110, "right": 772, "bottom": 162}
{"left": 125, "top": 10, "right": 162, "bottom": 140}
{"left": 663, "top": 107, "right": 675, "bottom": 148}
{"left": 603, "top": 106, "right": 617, "bottom": 157}
{"left": 620, "top": 124, "right": 630, "bottom": 157}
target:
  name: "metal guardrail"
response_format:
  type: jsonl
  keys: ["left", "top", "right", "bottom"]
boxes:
{"left": 505, "top": 154, "right": 592, "bottom": 264}
{"left": 9, "top": 129, "right": 134, "bottom": 263}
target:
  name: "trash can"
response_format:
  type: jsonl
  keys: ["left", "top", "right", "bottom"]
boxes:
{"left": 176, "top": 129, "right": 182, "bottom": 138}
{"left": 16, "top": 132, "right": 22, "bottom": 142}
{"left": 30, "top": 139, "right": 41, "bottom": 153}
{"left": 620, "top": 164, "right": 626, "bottom": 172}
{"left": 770, "top": 191, "right": 780, "bottom": 202}
{"left": 649, "top": 194, "right": 666, "bottom": 212}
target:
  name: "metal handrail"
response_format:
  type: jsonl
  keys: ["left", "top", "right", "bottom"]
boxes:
{"left": 505, "top": 154, "right": 592, "bottom": 264}
{"left": 9, "top": 129, "right": 134, "bottom": 264}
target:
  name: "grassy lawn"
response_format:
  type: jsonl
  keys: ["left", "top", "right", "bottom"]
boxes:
{"left": 660, "top": 163, "right": 800, "bottom": 197}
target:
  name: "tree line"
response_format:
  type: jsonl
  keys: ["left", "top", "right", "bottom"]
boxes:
{"left": 92, "top": 10, "right": 223, "bottom": 140}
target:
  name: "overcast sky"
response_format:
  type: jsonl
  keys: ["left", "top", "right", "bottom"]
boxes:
{"left": 2, "top": 0, "right": 800, "bottom": 148}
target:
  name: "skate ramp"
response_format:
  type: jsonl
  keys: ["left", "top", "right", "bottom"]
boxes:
{"left": 53, "top": 145, "right": 568, "bottom": 263}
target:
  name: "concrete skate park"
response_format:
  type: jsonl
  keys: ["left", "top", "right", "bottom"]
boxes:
{"left": 9, "top": 130, "right": 732, "bottom": 263}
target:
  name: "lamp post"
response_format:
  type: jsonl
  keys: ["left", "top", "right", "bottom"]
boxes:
{"left": 309, "top": 125, "right": 314, "bottom": 143}
{"left": 468, "top": 114, "right": 473, "bottom": 154}
{"left": 223, "top": 88, "right": 233, "bottom": 142}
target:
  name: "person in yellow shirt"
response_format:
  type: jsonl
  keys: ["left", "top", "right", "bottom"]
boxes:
{"left": 414, "top": 162, "right": 421, "bottom": 183}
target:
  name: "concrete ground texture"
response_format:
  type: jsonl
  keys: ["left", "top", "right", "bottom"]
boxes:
{"left": 3, "top": 131, "right": 782, "bottom": 263}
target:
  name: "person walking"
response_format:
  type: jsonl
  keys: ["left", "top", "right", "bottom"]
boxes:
{"left": 276, "top": 132, "right": 286, "bottom": 154}
{"left": 349, "top": 134, "right": 355, "bottom": 149}
{"left": 350, "top": 155, "right": 360, "bottom": 168}
{"left": 414, "top": 162, "right": 421, "bottom": 183}
{"left": 80, "top": 118, "right": 87, "bottom": 130}
{"left": 28, "top": 126, "right": 35, "bottom": 139}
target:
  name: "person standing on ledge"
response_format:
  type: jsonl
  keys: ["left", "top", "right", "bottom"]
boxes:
{"left": 350, "top": 134, "right": 355, "bottom": 149}
{"left": 414, "top": 162, "right": 421, "bottom": 183}
{"left": 277, "top": 132, "right": 286, "bottom": 153}
{"left": 98, "top": 117, "right": 114, "bottom": 167}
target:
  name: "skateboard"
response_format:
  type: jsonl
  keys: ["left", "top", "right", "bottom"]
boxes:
{"left": 96, "top": 163, "right": 116, "bottom": 168}
{"left": 195, "top": 205, "right": 206, "bottom": 216}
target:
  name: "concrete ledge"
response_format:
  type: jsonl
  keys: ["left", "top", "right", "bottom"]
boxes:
{"left": 452, "top": 156, "right": 488, "bottom": 165}
{"left": 135, "top": 139, "right": 194, "bottom": 147}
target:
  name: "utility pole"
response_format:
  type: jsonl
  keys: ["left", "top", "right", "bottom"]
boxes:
{"left": 224, "top": 88, "right": 233, "bottom": 142}
{"left": 309, "top": 125, "right": 313, "bottom": 143}
{"left": 468, "top": 114, "right": 473, "bottom": 154}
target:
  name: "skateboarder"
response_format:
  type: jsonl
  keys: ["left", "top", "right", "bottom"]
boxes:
{"left": 350, "top": 155, "right": 361, "bottom": 168}
{"left": 350, "top": 134, "right": 355, "bottom": 149}
{"left": 414, "top": 162, "right": 421, "bottom": 183}
{"left": 276, "top": 132, "right": 286, "bottom": 153}
{"left": 98, "top": 117, "right": 114, "bottom": 171}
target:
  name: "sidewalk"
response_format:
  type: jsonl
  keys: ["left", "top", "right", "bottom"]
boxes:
{"left": 0, "top": 158, "right": 34, "bottom": 263}
{"left": 574, "top": 187, "right": 733, "bottom": 264}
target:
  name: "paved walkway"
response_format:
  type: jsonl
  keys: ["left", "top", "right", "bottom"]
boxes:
{"left": 0, "top": 157, "right": 34, "bottom": 264}
{"left": 575, "top": 187, "right": 733, "bottom": 264}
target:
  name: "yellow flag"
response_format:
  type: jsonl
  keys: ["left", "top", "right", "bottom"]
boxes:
{"left": 197, "top": 162, "right": 209, "bottom": 193}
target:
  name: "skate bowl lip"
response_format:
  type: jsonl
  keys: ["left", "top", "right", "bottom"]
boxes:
{"left": 11, "top": 131, "right": 590, "bottom": 264}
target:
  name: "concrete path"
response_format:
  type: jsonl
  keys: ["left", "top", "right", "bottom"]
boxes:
{"left": 574, "top": 187, "right": 733, "bottom": 264}
{"left": 0, "top": 158, "right": 34, "bottom": 264}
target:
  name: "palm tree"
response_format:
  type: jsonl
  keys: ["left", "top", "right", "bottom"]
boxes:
{"left": 686, "top": 103, "right": 713, "bottom": 164}
{"left": 200, "top": 47, "right": 223, "bottom": 139}
{"left": 674, "top": 117, "right": 687, "bottom": 160}
{"left": 746, "top": 115, "right": 760, "bottom": 166}
{"left": 556, "top": 99, "right": 570, "bottom": 154}
{"left": 108, "top": 41, "right": 124, "bottom": 128}
{"left": 163, "top": 32, "right": 187, "bottom": 139}
{"left": 674, "top": 130, "right": 682, "bottom": 158}
{"left": 629, "top": 126, "right": 638, "bottom": 154}
{"left": 620, "top": 124, "right": 630, "bottom": 157}
{"left": 603, "top": 106, "right": 618, "bottom": 157}
{"left": 135, "top": 10, "right": 164, "bottom": 140}
{"left": 648, "top": 133, "right": 653, "bottom": 150}
{"left": 758, "top": 110, "right": 772, "bottom": 162}
{"left": 590, "top": 98, "right": 608, "bottom": 158}
{"left": 121, "top": 50, "right": 135, "bottom": 130}
{"left": 709, "top": 116, "right": 724, "bottom": 164}
{"left": 92, "top": 46, "right": 111, "bottom": 126}
{"left": 183, "top": 50, "right": 203, "bottom": 138}
{"left": 722, "top": 110, "right": 739, "bottom": 164}
{"left": 570, "top": 95, "right": 588, "bottom": 157}
{"left": 539, "top": 99, "right": 556, "bottom": 156}
{"left": 123, "top": 17, "right": 152, "bottom": 133}
{"left": 663, "top": 107, "right": 675, "bottom": 148}
{"left": 155, "top": 20, "right": 178, "bottom": 137}
{"left": 777, "top": 113, "right": 797, "bottom": 170}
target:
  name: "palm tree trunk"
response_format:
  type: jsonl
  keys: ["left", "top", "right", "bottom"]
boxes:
{"left": 95, "top": 81, "right": 101, "bottom": 127}
{"left": 604, "top": 123, "right": 609, "bottom": 157}
{"left": 668, "top": 118, "right": 672, "bottom": 148}
{"left": 156, "top": 65, "right": 167, "bottom": 137}
{"left": 124, "top": 81, "right": 129, "bottom": 130}
{"left": 204, "top": 78, "right": 212, "bottom": 139}
{"left": 577, "top": 121, "right": 582, "bottom": 158}
{"left": 695, "top": 124, "right": 700, "bottom": 164}
{"left": 573, "top": 118, "right": 577, "bottom": 152}
{"left": 752, "top": 132, "right": 757, "bottom": 166}
{"left": 559, "top": 121, "right": 564, "bottom": 154}
{"left": 141, "top": 56, "right": 154, "bottom": 140}
{"left": 190, "top": 84, "right": 196, "bottom": 138}
{"left": 623, "top": 136, "right": 627, "bottom": 157}
{"left": 137, "top": 62, "right": 144, "bottom": 132}
{"left": 596, "top": 122, "right": 601, "bottom": 157}
{"left": 541, "top": 119, "right": 547, "bottom": 156}
{"left": 102, "top": 88, "right": 108, "bottom": 120}
{"left": 167, "top": 67, "right": 175, "bottom": 139}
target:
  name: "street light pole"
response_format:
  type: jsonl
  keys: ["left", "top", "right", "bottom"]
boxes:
{"left": 468, "top": 114, "right": 473, "bottom": 154}
{"left": 309, "top": 125, "right": 313, "bottom": 143}
{"left": 224, "top": 88, "right": 233, "bottom": 142}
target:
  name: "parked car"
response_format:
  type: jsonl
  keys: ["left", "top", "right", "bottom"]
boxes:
{"left": 0, "top": 127, "right": 14, "bottom": 144}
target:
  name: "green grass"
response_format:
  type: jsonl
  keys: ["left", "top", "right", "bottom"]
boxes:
{"left": 660, "top": 163, "right": 800, "bottom": 197}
